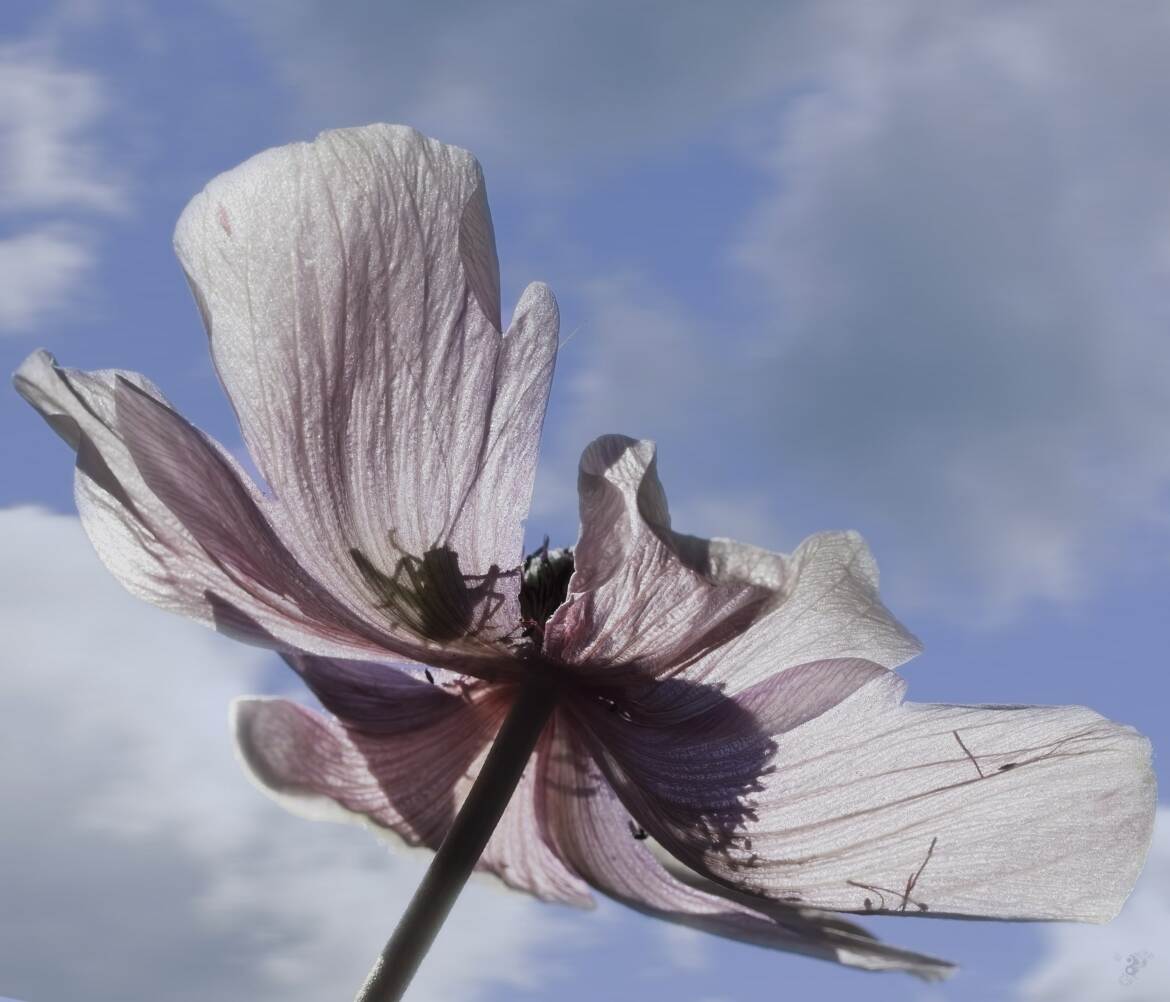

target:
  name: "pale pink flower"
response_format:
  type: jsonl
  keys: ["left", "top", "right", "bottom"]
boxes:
{"left": 15, "top": 125, "right": 1154, "bottom": 981}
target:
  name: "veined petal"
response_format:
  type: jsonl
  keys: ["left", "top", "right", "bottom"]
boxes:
{"left": 13, "top": 350, "right": 391, "bottom": 661}
{"left": 648, "top": 840, "right": 954, "bottom": 979}
{"left": 114, "top": 374, "right": 511, "bottom": 674}
{"left": 539, "top": 716, "right": 952, "bottom": 978}
{"left": 174, "top": 124, "right": 558, "bottom": 647}
{"left": 283, "top": 651, "right": 459, "bottom": 732}
{"left": 572, "top": 659, "right": 886, "bottom": 878}
{"left": 233, "top": 683, "right": 590, "bottom": 906}
{"left": 233, "top": 694, "right": 481, "bottom": 848}
{"left": 674, "top": 530, "right": 922, "bottom": 704}
{"left": 545, "top": 435, "right": 918, "bottom": 716}
{"left": 544, "top": 435, "right": 771, "bottom": 684}
{"left": 584, "top": 664, "right": 1156, "bottom": 922}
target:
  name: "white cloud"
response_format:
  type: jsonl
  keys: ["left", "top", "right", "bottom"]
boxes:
{"left": 0, "top": 42, "right": 123, "bottom": 213}
{"left": 0, "top": 226, "right": 93, "bottom": 333}
{"left": 657, "top": 924, "right": 709, "bottom": 974}
{"left": 0, "top": 39, "right": 123, "bottom": 335}
{"left": 0, "top": 507, "right": 580, "bottom": 1002}
{"left": 1017, "top": 808, "right": 1170, "bottom": 1002}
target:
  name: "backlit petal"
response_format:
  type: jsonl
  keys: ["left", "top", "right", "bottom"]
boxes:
{"left": 585, "top": 664, "right": 1156, "bottom": 922}
{"left": 540, "top": 715, "right": 952, "bottom": 978}
{"left": 650, "top": 840, "right": 953, "bottom": 979}
{"left": 233, "top": 682, "right": 589, "bottom": 906}
{"left": 674, "top": 530, "right": 922, "bottom": 704}
{"left": 114, "top": 375, "right": 513, "bottom": 675}
{"left": 174, "top": 124, "right": 558, "bottom": 647}
{"left": 544, "top": 435, "right": 770, "bottom": 686}
{"left": 545, "top": 435, "right": 918, "bottom": 717}
{"left": 14, "top": 350, "right": 387, "bottom": 661}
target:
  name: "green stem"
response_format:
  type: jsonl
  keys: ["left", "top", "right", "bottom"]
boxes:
{"left": 354, "top": 682, "right": 558, "bottom": 1002}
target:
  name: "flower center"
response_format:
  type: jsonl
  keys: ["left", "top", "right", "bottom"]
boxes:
{"left": 519, "top": 540, "right": 573, "bottom": 633}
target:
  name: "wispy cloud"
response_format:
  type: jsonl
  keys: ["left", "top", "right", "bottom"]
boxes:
{"left": 217, "top": 1, "right": 799, "bottom": 176}
{"left": 0, "top": 37, "right": 123, "bottom": 335}
{"left": 0, "top": 226, "right": 92, "bottom": 332}
{"left": 733, "top": 2, "right": 1170, "bottom": 619}
{"left": 0, "top": 42, "right": 124, "bottom": 213}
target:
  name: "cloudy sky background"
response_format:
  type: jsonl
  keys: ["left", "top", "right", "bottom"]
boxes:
{"left": 1, "top": 1, "right": 1167, "bottom": 1000}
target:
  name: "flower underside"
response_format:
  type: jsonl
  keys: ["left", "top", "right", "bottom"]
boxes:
{"left": 348, "top": 535, "right": 576, "bottom": 657}
{"left": 11, "top": 123, "right": 1155, "bottom": 996}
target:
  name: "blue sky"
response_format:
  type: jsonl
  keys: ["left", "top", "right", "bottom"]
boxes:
{"left": 1, "top": 2, "right": 1167, "bottom": 1000}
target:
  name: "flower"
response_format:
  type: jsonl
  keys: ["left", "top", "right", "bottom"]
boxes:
{"left": 15, "top": 125, "right": 1155, "bottom": 981}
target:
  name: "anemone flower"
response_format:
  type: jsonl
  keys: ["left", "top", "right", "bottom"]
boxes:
{"left": 14, "top": 124, "right": 1155, "bottom": 1002}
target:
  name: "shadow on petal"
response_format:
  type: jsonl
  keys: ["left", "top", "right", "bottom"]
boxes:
{"left": 349, "top": 540, "right": 517, "bottom": 646}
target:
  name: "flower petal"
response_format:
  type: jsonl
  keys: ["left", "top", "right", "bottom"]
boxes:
{"left": 648, "top": 840, "right": 954, "bottom": 979}
{"left": 545, "top": 435, "right": 919, "bottom": 716}
{"left": 13, "top": 350, "right": 378, "bottom": 660}
{"left": 174, "top": 124, "right": 558, "bottom": 647}
{"left": 284, "top": 651, "right": 458, "bottom": 732}
{"left": 583, "top": 664, "right": 1156, "bottom": 922}
{"left": 114, "top": 372, "right": 516, "bottom": 674}
{"left": 234, "top": 693, "right": 479, "bottom": 847}
{"left": 544, "top": 435, "right": 771, "bottom": 684}
{"left": 674, "top": 530, "right": 922, "bottom": 703}
{"left": 572, "top": 658, "right": 886, "bottom": 878}
{"left": 539, "top": 715, "right": 953, "bottom": 978}
{"left": 233, "top": 678, "right": 590, "bottom": 906}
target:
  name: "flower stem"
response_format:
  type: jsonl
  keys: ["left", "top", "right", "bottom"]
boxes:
{"left": 354, "top": 682, "right": 558, "bottom": 1002}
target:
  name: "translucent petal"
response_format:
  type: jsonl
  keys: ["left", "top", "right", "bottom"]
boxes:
{"left": 233, "top": 680, "right": 589, "bottom": 906}
{"left": 175, "top": 124, "right": 558, "bottom": 647}
{"left": 585, "top": 664, "right": 1156, "bottom": 921}
{"left": 539, "top": 714, "right": 952, "bottom": 977}
{"left": 546, "top": 435, "right": 918, "bottom": 717}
